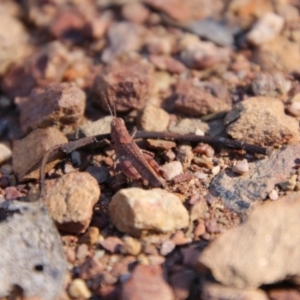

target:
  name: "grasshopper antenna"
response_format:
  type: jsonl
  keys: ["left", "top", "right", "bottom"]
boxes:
{"left": 102, "top": 93, "right": 114, "bottom": 117}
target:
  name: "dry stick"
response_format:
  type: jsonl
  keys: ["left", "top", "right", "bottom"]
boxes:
{"left": 39, "top": 131, "right": 269, "bottom": 197}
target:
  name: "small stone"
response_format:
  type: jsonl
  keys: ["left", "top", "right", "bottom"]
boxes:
{"left": 68, "top": 279, "right": 92, "bottom": 299}
{"left": 211, "top": 165, "right": 221, "bottom": 175}
{"left": 101, "top": 22, "right": 145, "bottom": 63}
{"left": 169, "top": 118, "right": 209, "bottom": 135}
{"left": 148, "top": 255, "right": 166, "bottom": 265}
{"left": 252, "top": 72, "right": 291, "bottom": 98}
{"left": 121, "top": 264, "right": 175, "bottom": 300}
{"left": 76, "top": 244, "right": 89, "bottom": 262}
{"left": 122, "top": 2, "right": 150, "bottom": 24}
{"left": 2, "top": 41, "right": 70, "bottom": 98}
{"left": 44, "top": 172, "right": 100, "bottom": 234}
{"left": 86, "top": 166, "right": 109, "bottom": 184}
{"left": 0, "top": 143, "right": 12, "bottom": 165}
{"left": 93, "top": 60, "right": 154, "bottom": 112}
{"left": 80, "top": 257, "right": 104, "bottom": 280}
{"left": 268, "top": 189, "right": 279, "bottom": 200}
{"left": 198, "top": 192, "right": 300, "bottom": 288}
{"left": 109, "top": 188, "right": 189, "bottom": 237}
{"left": 138, "top": 105, "right": 170, "bottom": 132}
{"left": 247, "top": 12, "right": 284, "bottom": 46}
{"left": 252, "top": 36, "right": 300, "bottom": 73}
{"left": 160, "top": 240, "right": 176, "bottom": 256}
{"left": 205, "top": 219, "right": 221, "bottom": 234}
{"left": 287, "top": 95, "right": 300, "bottom": 117}
{"left": 149, "top": 55, "right": 186, "bottom": 73}
{"left": 4, "top": 186, "right": 23, "bottom": 200}
{"left": 193, "top": 143, "right": 215, "bottom": 157}
{"left": 232, "top": 159, "right": 249, "bottom": 175}
{"left": 192, "top": 157, "right": 213, "bottom": 169}
{"left": 160, "top": 161, "right": 183, "bottom": 180}
{"left": 171, "top": 230, "right": 192, "bottom": 246}
{"left": 12, "top": 127, "right": 68, "bottom": 181}
{"left": 17, "top": 83, "right": 86, "bottom": 134}
{"left": 146, "top": 139, "right": 176, "bottom": 151}
{"left": 278, "top": 174, "right": 297, "bottom": 191}
{"left": 0, "top": 14, "right": 30, "bottom": 75}
{"left": 180, "top": 40, "right": 231, "bottom": 70}
{"left": 78, "top": 227, "right": 100, "bottom": 245}
{"left": 225, "top": 97, "right": 299, "bottom": 146}
{"left": 76, "top": 115, "right": 113, "bottom": 138}
{"left": 100, "top": 236, "right": 123, "bottom": 253}
{"left": 190, "top": 196, "right": 208, "bottom": 222}
{"left": 176, "top": 144, "right": 194, "bottom": 169}
{"left": 0, "top": 164, "right": 12, "bottom": 175}
{"left": 121, "top": 236, "right": 142, "bottom": 256}
{"left": 174, "top": 80, "right": 231, "bottom": 116}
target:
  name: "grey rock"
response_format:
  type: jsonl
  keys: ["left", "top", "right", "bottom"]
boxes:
{"left": 198, "top": 192, "right": 300, "bottom": 288}
{"left": 210, "top": 144, "right": 300, "bottom": 212}
{"left": 186, "top": 19, "right": 235, "bottom": 47}
{"left": 76, "top": 116, "right": 113, "bottom": 138}
{"left": 0, "top": 200, "right": 66, "bottom": 300}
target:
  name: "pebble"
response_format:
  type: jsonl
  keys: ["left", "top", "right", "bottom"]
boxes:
{"left": 76, "top": 244, "right": 89, "bottom": 262}
{"left": 121, "top": 236, "right": 142, "bottom": 256}
{"left": 174, "top": 79, "right": 231, "bottom": 116}
{"left": 2, "top": 41, "right": 70, "bottom": 98}
{"left": 252, "top": 36, "right": 300, "bottom": 73}
{"left": 192, "top": 157, "right": 213, "bottom": 170}
{"left": 76, "top": 115, "right": 113, "bottom": 138}
{"left": 232, "top": 159, "right": 249, "bottom": 175}
{"left": 109, "top": 188, "right": 189, "bottom": 236}
{"left": 225, "top": 96, "right": 299, "bottom": 147}
{"left": 121, "top": 264, "right": 175, "bottom": 300}
{"left": 44, "top": 171, "right": 100, "bottom": 234}
{"left": 286, "top": 94, "right": 300, "bottom": 117}
{"left": 180, "top": 41, "right": 231, "bottom": 70}
{"left": 146, "top": 139, "right": 176, "bottom": 151}
{"left": 86, "top": 165, "right": 109, "bottom": 184}
{"left": 186, "top": 19, "right": 234, "bottom": 47}
{"left": 12, "top": 127, "right": 68, "bottom": 181}
{"left": 17, "top": 83, "right": 86, "bottom": 134}
{"left": 149, "top": 55, "right": 186, "bottom": 74}
{"left": 193, "top": 143, "right": 215, "bottom": 157}
{"left": 160, "top": 240, "right": 176, "bottom": 256}
{"left": 138, "top": 105, "right": 170, "bottom": 132}
{"left": 251, "top": 72, "right": 291, "bottom": 98}
{"left": 0, "top": 143, "right": 12, "bottom": 165}
{"left": 247, "top": 12, "right": 284, "bottom": 46}
{"left": 101, "top": 22, "right": 144, "bottom": 63}
{"left": 100, "top": 236, "right": 123, "bottom": 253}
{"left": 93, "top": 60, "right": 154, "bottom": 112}
{"left": 0, "top": 13, "right": 29, "bottom": 75}
{"left": 68, "top": 278, "right": 92, "bottom": 299}
{"left": 78, "top": 227, "right": 100, "bottom": 245}
{"left": 268, "top": 189, "right": 279, "bottom": 201}
{"left": 211, "top": 165, "right": 221, "bottom": 176}
{"left": 198, "top": 192, "right": 300, "bottom": 288}
{"left": 121, "top": 2, "right": 150, "bottom": 24}
{"left": 169, "top": 118, "right": 208, "bottom": 135}
{"left": 190, "top": 196, "right": 208, "bottom": 222}
{"left": 160, "top": 161, "right": 183, "bottom": 180}
{"left": 278, "top": 174, "right": 297, "bottom": 191}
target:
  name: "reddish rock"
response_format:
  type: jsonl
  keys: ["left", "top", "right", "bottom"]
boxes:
{"left": 1, "top": 41, "right": 70, "bottom": 98}
{"left": 12, "top": 127, "right": 68, "bottom": 181}
{"left": 17, "top": 83, "right": 86, "bottom": 134}
{"left": 93, "top": 61, "right": 154, "bottom": 112}
{"left": 174, "top": 80, "right": 231, "bottom": 116}
{"left": 49, "top": 9, "right": 88, "bottom": 43}
{"left": 149, "top": 55, "right": 186, "bottom": 74}
{"left": 122, "top": 2, "right": 150, "bottom": 24}
{"left": 4, "top": 186, "right": 23, "bottom": 200}
{"left": 144, "top": 0, "right": 223, "bottom": 22}
{"left": 100, "top": 237, "right": 123, "bottom": 253}
{"left": 121, "top": 264, "right": 175, "bottom": 300}
{"left": 80, "top": 257, "right": 104, "bottom": 280}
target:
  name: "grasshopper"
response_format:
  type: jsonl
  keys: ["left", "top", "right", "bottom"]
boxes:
{"left": 105, "top": 98, "right": 166, "bottom": 188}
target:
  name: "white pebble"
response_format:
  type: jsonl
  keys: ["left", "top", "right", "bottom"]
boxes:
{"left": 269, "top": 189, "right": 279, "bottom": 200}
{"left": 247, "top": 12, "right": 284, "bottom": 46}
{"left": 232, "top": 159, "right": 249, "bottom": 175}
{"left": 287, "top": 101, "right": 300, "bottom": 117}
{"left": 211, "top": 165, "right": 221, "bottom": 175}
{"left": 160, "top": 161, "right": 183, "bottom": 180}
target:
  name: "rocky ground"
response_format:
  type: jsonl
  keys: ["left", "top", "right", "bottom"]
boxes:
{"left": 1, "top": 0, "right": 300, "bottom": 299}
